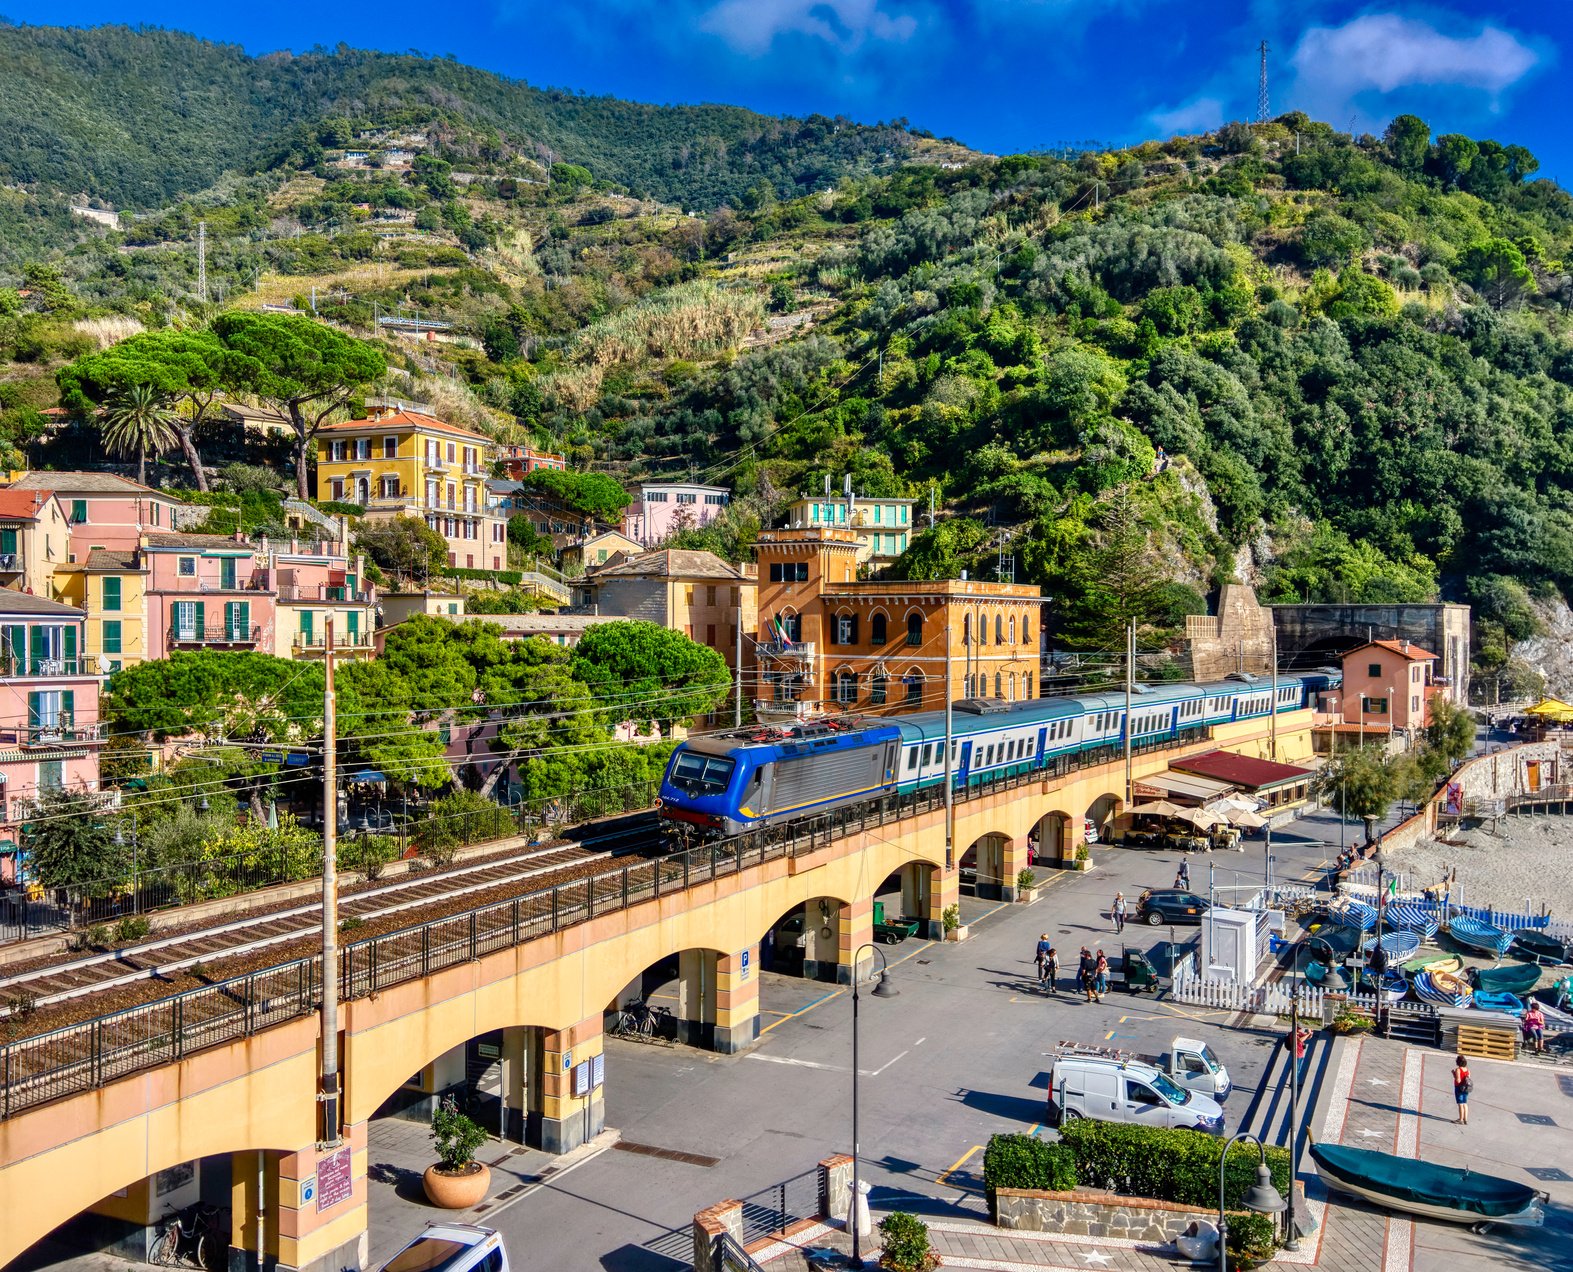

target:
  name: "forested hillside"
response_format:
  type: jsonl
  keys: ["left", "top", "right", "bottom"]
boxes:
{"left": 2, "top": 24, "right": 1571, "bottom": 695}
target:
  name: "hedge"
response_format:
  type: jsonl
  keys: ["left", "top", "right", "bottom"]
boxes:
{"left": 441, "top": 567, "right": 525, "bottom": 585}
{"left": 1057, "top": 1121, "right": 1290, "bottom": 1213}
{"left": 982, "top": 1134, "right": 1078, "bottom": 1205}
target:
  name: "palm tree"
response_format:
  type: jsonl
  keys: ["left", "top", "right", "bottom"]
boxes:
{"left": 102, "top": 383, "right": 178, "bottom": 485}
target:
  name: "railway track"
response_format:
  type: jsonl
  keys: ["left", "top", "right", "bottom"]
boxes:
{"left": 0, "top": 824, "right": 662, "bottom": 1015}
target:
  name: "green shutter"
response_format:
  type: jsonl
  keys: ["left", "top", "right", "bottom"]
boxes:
{"left": 103, "top": 621, "right": 122, "bottom": 655}
{"left": 0, "top": 528, "right": 15, "bottom": 555}
{"left": 61, "top": 690, "right": 73, "bottom": 723}
{"left": 63, "top": 626, "right": 76, "bottom": 666}
{"left": 103, "top": 576, "right": 121, "bottom": 612}
{"left": 194, "top": 601, "right": 205, "bottom": 639}
{"left": 300, "top": 611, "right": 314, "bottom": 643}
{"left": 8, "top": 627, "right": 22, "bottom": 671}
{"left": 28, "top": 626, "right": 42, "bottom": 671}
{"left": 27, "top": 692, "right": 39, "bottom": 727}
{"left": 346, "top": 611, "right": 360, "bottom": 639}
{"left": 71, "top": 499, "right": 86, "bottom": 524}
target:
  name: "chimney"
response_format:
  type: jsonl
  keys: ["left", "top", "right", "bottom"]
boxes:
{"left": 1401, "top": 639, "right": 1410, "bottom": 654}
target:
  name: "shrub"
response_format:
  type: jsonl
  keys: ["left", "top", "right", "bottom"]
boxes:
{"left": 1016, "top": 869, "right": 1037, "bottom": 891}
{"left": 877, "top": 1212, "right": 936, "bottom": 1272}
{"left": 1057, "top": 1120, "right": 1289, "bottom": 1214}
{"left": 941, "top": 903, "right": 961, "bottom": 933}
{"left": 1074, "top": 844, "right": 1091, "bottom": 863}
{"left": 982, "top": 1134, "right": 1078, "bottom": 1208}
{"left": 430, "top": 1096, "right": 488, "bottom": 1171}
{"left": 1226, "top": 1211, "right": 1278, "bottom": 1266}
{"left": 114, "top": 915, "right": 150, "bottom": 943}
{"left": 1330, "top": 1005, "right": 1373, "bottom": 1035}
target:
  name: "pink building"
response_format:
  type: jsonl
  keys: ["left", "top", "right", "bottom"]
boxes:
{"left": 0, "top": 592, "right": 102, "bottom": 882}
{"left": 6, "top": 471, "right": 185, "bottom": 557}
{"left": 143, "top": 532, "right": 276, "bottom": 655}
{"left": 498, "top": 444, "right": 567, "bottom": 478}
{"left": 1339, "top": 639, "right": 1440, "bottom": 736}
{"left": 623, "top": 481, "right": 730, "bottom": 548}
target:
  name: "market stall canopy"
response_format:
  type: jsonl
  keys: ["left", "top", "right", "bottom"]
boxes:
{"left": 1525, "top": 698, "right": 1573, "bottom": 721}
{"left": 1128, "top": 799, "right": 1185, "bottom": 818}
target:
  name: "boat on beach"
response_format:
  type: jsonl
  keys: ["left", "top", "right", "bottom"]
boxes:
{"left": 1310, "top": 1142, "right": 1548, "bottom": 1232}
{"left": 1472, "top": 962, "right": 1542, "bottom": 996}
{"left": 1511, "top": 929, "right": 1569, "bottom": 966}
{"left": 1385, "top": 902, "right": 1440, "bottom": 939}
{"left": 1449, "top": 915, "right": 1517, "bottom": 959}
{"left": 1414, "top": 970, "right": 1473, "bottom": 1008}
{"left": 1471, "top": 990, "right": 1525, "bottom": 1016}
{"left": 1361, "top": 929, "right": 1421, "bottom": 963}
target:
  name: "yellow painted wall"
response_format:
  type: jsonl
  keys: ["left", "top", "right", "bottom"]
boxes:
{"left": 51, "top": 565, "right": 149, "bottom": 669}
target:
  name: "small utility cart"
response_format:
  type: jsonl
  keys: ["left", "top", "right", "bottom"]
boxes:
{"left": 873, "top": 900, "right": 921, "bottom": 944}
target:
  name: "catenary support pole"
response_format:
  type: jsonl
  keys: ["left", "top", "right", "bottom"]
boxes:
{"left": 735, "top": 613, "right": 743, "bottom": 727}
{"left": 1124, "top": 620, "right": 1134, "bottom": 806}
{"left": 319, "top": 617, "right": 341, "bottom": 1145}
{"left": 944, "top": 616, "right": 954, "bottom": 870}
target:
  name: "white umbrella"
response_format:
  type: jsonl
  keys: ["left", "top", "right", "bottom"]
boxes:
{"left": 1226, "top": 810, "right": 1268, "bottom": 830}
{"left": 1211, "top": 796, "right": 1261, "bottom": 814}
{"left": 1178, "top": 807, "right": 1230, "bottom": 830}
{"left": 1129, "top": 800, "right": 1185, "bottom": 818}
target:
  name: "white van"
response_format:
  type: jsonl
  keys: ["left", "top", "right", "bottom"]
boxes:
{"left": 381, "top": 1224, "right": 510, "bottom": 1272}
{"left": 1047, "top": 1054, "right": 1224, "bottom": 1134}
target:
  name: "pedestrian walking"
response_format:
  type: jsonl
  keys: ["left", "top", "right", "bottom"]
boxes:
{"left": 1111, "top": 891, "right": 1126, "bottom": 933}
{"left": 1523, "top": 1002, "right": 1546, "bottom": 1055}
{"left": 1452, "top": 1055, "right": 1472, "bottom": 1125}
{"left": 1175, "top": 860, "right": 1190, "bottom": 890}
{"left": 1035, "top": 932, "right": 1053, "bottom": 983}
{"left": 1094, "top": 949, "right": 1109, "bottom": 1000}
{"left": 1045, "top": 946, "right": 1060, "bottom": 995}
{"left": 1026, "top": 835, "right": 1037, "bottom": 868}
{"left": 1078, "top": 947, "right": 1096, "bottom": 1002}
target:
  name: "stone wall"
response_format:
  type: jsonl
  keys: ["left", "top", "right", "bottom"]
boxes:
{"left": 1186, "top": 584, "right": 1276, "bottom": 682}
{"left": 994, "top": 1187, "right": 1214, "bottom": 1240}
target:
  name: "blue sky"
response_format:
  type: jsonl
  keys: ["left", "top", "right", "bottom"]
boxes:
{"left": 14, "top": 0, "right": 1570, "bottom": 181}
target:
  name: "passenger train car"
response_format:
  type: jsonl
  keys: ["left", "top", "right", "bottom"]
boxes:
{"left": 657, "top": 672, "right": 1338, "bottom": 837}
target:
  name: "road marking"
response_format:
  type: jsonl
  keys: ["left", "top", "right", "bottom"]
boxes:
{"left": 1025, "top": 1122, "right": 1041, "bottom": 1138}
{"left": 935, "top": 1144, "right": 982, "bottom": 1189}
{"left": 758, "top": 987, "right": 845, "bottom": 1034}
{"left": 746, "top": 1054, "right": 856, "bottom": 1074}
{"left": 914, "top": 1036, "right": 926, "bottom": 1046}
{"left": 871, "top": 1049, "right": 909, "bottom": 1076}
{"left": 1104, "top": 1030, "right": 1116, "bottom": 1040}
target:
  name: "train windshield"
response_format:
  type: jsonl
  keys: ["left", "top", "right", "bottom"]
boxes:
{"left": 670, "top": 752, "right": 737, "bottom": 796}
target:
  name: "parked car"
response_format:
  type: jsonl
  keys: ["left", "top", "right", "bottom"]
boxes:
{"left": 381, "top": 1224, "right": 510, "bottom": 1272}
{"left": 1083, "top": 816, "right": 1100, "bottom": 844}
{"left": 1135, "top": 888, "right": 1211, "bottom": 926}
{"left": 1045, "top": 1053, "right": 1224, "bottom": 1133}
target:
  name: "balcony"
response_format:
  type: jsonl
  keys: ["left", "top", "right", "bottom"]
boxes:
{"left": 0, "top": 654, "right": 100, "bottom": 678}
{"left": 277, "top": 584, "right": 372, "bottom": 603}
{"left": 2, "top": 720, "right": 107, "bottom": 748}
{"left": 168, "top": 624, "right": 261, "bottom": 649}
{"left": 761, "top": 640, "right": 815, "bottom": 660}
{"left": 0, "top": 552, "right": 19, "bottom": 574}
{"left": 293, "top": 631, "right": 376, "bottom": 652}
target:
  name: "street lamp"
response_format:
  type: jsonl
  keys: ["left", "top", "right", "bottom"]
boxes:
{"left": 1217, "top": 1131, "right": 1286, "bottom": 1272}
{"left": 1371, "top": 849, "right": 1390, "bottom": 1038}
{"left": 850, "top": 943, "right": 898, "bottom": 1269}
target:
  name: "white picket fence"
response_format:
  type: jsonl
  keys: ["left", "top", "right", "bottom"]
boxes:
{"left": 1170, "top": 973, "right": 1324, "bottom": 1017}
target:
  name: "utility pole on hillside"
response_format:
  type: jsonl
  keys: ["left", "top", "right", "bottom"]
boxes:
{"left": 197, "top": 220, "right": 207, "bottom": 303}
{"left": 1258, "top": 40, "right": 1270, "bottom": 125}
{"left": 1124, "top": 620, "right": 1135, "bottom": 806}
{"left": 319, "top": 618, "right": 341, "bottom": 1147}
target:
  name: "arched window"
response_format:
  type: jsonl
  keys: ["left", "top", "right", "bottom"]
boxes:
{"left": 1009, "top": 672, "right": 1017, "bottom": 700}
{"left": 835, "top": 668, "right": 857, "bottom": 704}
{"left": 904, "top": 669, "right": 924, "bottom": 705}
{"left": 977, "top": 615, "right": 987, "bottom": 646}
{"left": 995, "top": 614, "right": 1004, "bottom": 644}
{"left": 1023, "top": 613, "right": 1032, "bottom": 644}
{"left": 870, "top": 611, "right": 888, "bottom": 644}
{"left": 906, "top": 612, "right": 923, "bottom": 646}
{"left": 995, "top": 672, "right": 1003, "bottom": 698}
{"left": 1025, "top": 671, "right": 1033, "bottom": 699}
{"left": 962, "top": 614, "right": 971, "bottom": 645}
{"left": 1010, "top": 616, "right": 1017, "bottom": 644}
{"left": 870, "top": 669, "right": 887, "bottom": 705}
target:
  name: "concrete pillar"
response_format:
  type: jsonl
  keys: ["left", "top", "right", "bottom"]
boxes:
{"left": 900, "top": 865, "right": 928, "bottom": 922}
{"left": 801, "top": 900, "right": 838, "bottom": 982}
{"left": 499, "top": 1026, "right": 530, "bottom": 1144}
{"left": 535, "top": 1018, "right": 605, "bottom": 1155}
{"left": 713, "top": 945, "right": 759, "bottom": 1054}
{"left": 926, "top": 867, "right": 959, "bottom": 940}
{"left": 1001, "top": 835, "right": 1028, "bottom": 901}
{"left": 677, "top": 949, "right": 717, "bottom": 1048}
{"left": 692, "top": 1200, "right": 743, "bottom": 1272}
{"left": 834, "top": 896, "right": 874, "bottom": 984}
{"left": 232, "top": 1123, "right": 368, "bottom": 1272}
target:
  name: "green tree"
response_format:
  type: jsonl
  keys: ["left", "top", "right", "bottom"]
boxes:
{"left": 1383, "top": 114, "right": 1431, "bottom": 174}
{"left": 101, "top": 382, "right": 178, "bottom": 485}
{"left": 356, "top": 515, "right": 448, "bottom": 584}
{"left": 519, "top": 469, "right": 632, "bottom": 525}
{"left": 1422, "top": 697, "right": 1476, "bottom": 769}
{"left": 1138, "top": 285, "right": 1205, "bottom": 336}
{"left": 1454, "top": 238, "right": 1537, "bottom": 310}
{"left": 105, "top": 650, "right": 324, "bottom": 741}
{"left": 24, "top": 789, "right": 126, "bottom": 893}
{"left": 1325, "top": 746, "right": 1399, "bottom": 844}
{"left": 212, "top": 312, "right": 386, "bottom": 497}
{"left": 570, "top": 621, "right": 731, "bottom": 727}
{"left": 58, "top": 329, "right": 237, "bottom": 491}
{"left": 1429, "top": 133, "right": 1479, "bottom": 188}
{"left": 1299, "top": 211, "right": 1368, "bottom": 269}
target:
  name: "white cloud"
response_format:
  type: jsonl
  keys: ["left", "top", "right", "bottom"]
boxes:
{"left": 699, "top": 0, "right": 919, "bottom": 55}
{"left": 1289, "top": 12, "right": 1540, "bottom": 119}
{"left": 1150, "top": 96, "right": 1225, "bottom": 135}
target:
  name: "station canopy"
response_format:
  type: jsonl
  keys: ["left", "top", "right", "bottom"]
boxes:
{"left": 1132, "top": 770, "right": 1237, "bottom": 805}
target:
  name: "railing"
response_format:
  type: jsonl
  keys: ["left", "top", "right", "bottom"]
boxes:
{"left": 0, "top": 729, "right": 1229, "bottom": 1116}
{"left": 293, "top": 631, "right": 376, "bottom": 650}
{"left": 281, "top": 500, "right": 345, "bottom": 537}
{"left": 0, "top": 655, "right": 99, "bottom": 679}
{"left": 736, "top": 1167, "right": 823, "bottom": 1244}
{"left": 191, "top": 577, "right": 271, "bottom": 594}
{"left": 761, "top": 641, "right": 815, "bottom": 659}
{"left": 715, "top": 1233, "right": 768, "bottom": 1272}
{"left": 167, "top": 625, "right": 261, "bottom": 648}
{"left": 517, "top": 571, "right": 571, "bottom": 604}
{"left": 0, "top": 553, "right": 18, "bottom": 572}
{"left": 0, "top": 722, "right": 107, "bottom": 747}
{"left": 277, "top": 585, "right": 372, "bottom": 604}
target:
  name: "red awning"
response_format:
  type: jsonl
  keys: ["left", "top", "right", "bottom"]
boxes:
{"left": 1169, "top": 750, "right": 1316, "bottom": 793}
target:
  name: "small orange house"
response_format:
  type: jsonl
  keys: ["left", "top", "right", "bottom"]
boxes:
{"left": 1339, "top": 639, "right": 1439, "bottom": 734}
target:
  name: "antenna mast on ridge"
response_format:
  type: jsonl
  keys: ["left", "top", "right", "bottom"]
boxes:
{"left": 197, "top": 220, "right": 208, "bottom": 303}
{"left": 1257, "top": 40, "right": 1270, "bottom": 125}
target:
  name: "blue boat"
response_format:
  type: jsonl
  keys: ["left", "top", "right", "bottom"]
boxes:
{"left": 1471, "top": 991, "right": 1524, "bottom": 1016}
{"left": 1378, "top": 969, "right": 1410, "bottom": 1005}
{"left": 1361, "top": 929, "right": 1421, "bottom": 963}
{"left": 1386, "top": 902, "right": 1439, "bottom": 939}
{"left": 1339, "top": 898, "right": 1378, "bottom": 931}
{"left": 1414, "top": 970, "right": 1473, "bottom": 1008}
{"left": 1449, "top": 915, "right": 1517, "bottom": 959}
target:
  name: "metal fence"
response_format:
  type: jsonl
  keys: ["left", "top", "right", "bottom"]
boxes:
{"left": 1, "top": 727, "right": 1220, "bottom": 1118}
{"left": 736, "top": 1167, "right": 824, "bottom": 1245}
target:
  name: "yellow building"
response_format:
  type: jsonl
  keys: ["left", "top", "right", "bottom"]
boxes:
{"left": 315, "top": 408, "right": 507, "bottom": 573}
{"left": 0, "top": 489, "right": 74, "bottom": 599}
{"left": 52, "top": 549, "right": 149, "bottom": 673}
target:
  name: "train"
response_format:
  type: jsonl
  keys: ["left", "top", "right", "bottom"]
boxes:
{"left": 656, "top": 671, "right": 1338, "bottom": 837}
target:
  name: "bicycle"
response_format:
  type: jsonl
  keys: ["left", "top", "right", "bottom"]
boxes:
{"left": 153, "top": 1203, "right": 226, "bottom": 1269}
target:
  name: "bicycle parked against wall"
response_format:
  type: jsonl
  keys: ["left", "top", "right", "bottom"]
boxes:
{"left": 153, "top": 1202, "right": 228, "bottom": 1269}
{"left": 609, "top": 998, "right": 673, "bottom": 1040}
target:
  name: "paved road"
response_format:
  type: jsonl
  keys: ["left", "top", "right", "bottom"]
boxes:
{"left": 365, "top": 819, "right": 1347, "bottom": 1269}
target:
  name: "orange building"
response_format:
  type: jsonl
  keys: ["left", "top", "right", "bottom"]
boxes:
{"left": 755, "top": 526, "right": 1042, "bottom": 716}
{"left": 1339, "top": 639, "right": 1439, "bottom": 735}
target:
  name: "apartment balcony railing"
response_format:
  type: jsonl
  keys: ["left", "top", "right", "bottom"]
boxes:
{"left": 0, "top": 721, "right": 107, "bottom": 748}
{"left": 0, "top": 655, "right": 99, "bottom": 679}
{"left": 761, "top": 640, "right": 815, "bottom": 660}
{"left": 187, "top": 577, "right": 271, "bottom": 594}
{"left": 0, "top": 553, "right": 19, "bottom": 573}
{"left": 293, "top": 631, "right": 376, "bottom": 651}
{"left": 276, "top": 585, "right": 371, "bottom": 603}
{"left": 167, "top": 625, "right": 262, "bottom": 649}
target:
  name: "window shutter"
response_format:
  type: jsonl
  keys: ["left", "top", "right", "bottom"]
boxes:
{"left": 9, "top": 627, "right": 23, "bottom": 670}
{"left": 194, "top": 601, "right": 206, "bottom": 635}
{"left": 28, "top": 625, "right": 42, "bottom": 668}
{"left": 61, "top": 690, "right": 74, "bottom": 721}
{"left": 239, "top": 601, "right": 250, "bottom": 635}
{"left": 0, "top": 528, "right": 14, "bottom": 554}
{"left": 849, "top": 614, "right": 859, "bottom": 644}
{"left": 27, "top": 691, "right": 40, "bottom": 727}
{"left": 63, "top": 626, "right": 77, "bottom": 664}
{"left": 103, "top": 577, "right": 121, "bottom": 611}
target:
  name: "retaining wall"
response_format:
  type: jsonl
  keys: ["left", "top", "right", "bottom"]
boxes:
{"left": 994, "top": 1187, "right": 1214, "bottom": 1240}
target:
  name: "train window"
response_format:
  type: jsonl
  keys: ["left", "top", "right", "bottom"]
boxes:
{"left": 985, "top": 745, "right": 995, "bottom": 766}
{"left": 670, "top": 752, "right": 735, "bottom": 795}
{"left": 922, "top": 743, "right": 933, "bottom": 765}
{"left": 907, "top": 749, "right": 919, "bottom": 771}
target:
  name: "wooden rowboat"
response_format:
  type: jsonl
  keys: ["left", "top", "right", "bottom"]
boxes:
{"left": 1472, "top": 963, "right": 1542, "bottom": 996}
{"left": 1310, "top": 1142, "right": 1547, "bottom": 1232}
{"left": 1449, "top": 915, "right": 1517, "bottom": 959}
{"left": 1414, "top": 971, "right": 1473, "bottom": 1008}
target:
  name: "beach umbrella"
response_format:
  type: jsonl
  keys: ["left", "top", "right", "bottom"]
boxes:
{"left": 1177, "top": 807, "right": 1230, "bottom": 830}
{"left": 1226, "top": 810, "right": 1268, "bottom": 830}
{"left": 1212, "top": 796, "right": 1262, "bottom": 814}
{"left": 1128, "top": 800, "right": 1184, "bottom": 817}
{"left": 1525, "top": 697, "right": 1573, "bottom": 721}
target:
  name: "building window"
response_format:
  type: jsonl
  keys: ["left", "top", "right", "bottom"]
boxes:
{"left": 1010, "top": 616, "right": 1016, "bottom": 644}
{"left": 102, "top": 620, "right": 122, "bottom": 655}
{"left": 1411, "top": 695, "right": 1420, "bottom": 712}
{"left": 1368, "top": 663, "right": 1382, "bottom": 677}
{"left": 646, "top": 491, "right": 668, "bottom": 503}
{"left": 833, "top": 613, "right": 858, "bottom": 645}
{"left": 381, "top": 476, "right": 399, "bottom": 497}
{"left": 995, "top": 614, "right": 1004, "bottom": 643}
{"left": 706, "top": 585, "right": 717, "bottom": 606}
{"left": 330, "top": 441, "right": 346, "bottom": 462}
{"left": 102, "top": 577, "right": 121, "bottom": 612}
{"left": 70, "top": 500, "right": 87, "bottom": 525}
{"left": 834, "top": 669, "right": 857, "bottom": 704}
{"left": 870, "top": 612, "right": 887, "bottom": 644}
{"left": 38, "top": 758, "right": 64, "bottom": 792}
{"left": 995, "top": 672, "right": 1003, "bottom": 697}
{"left": 178, "top": 557, "right": 196, "bottom": 577}
{"left": 355, "top": 438, "right": 371, "bottom": 460}
{"left": 706, "top": 623, "right": 717, "bottom": 646}
{"left": 1025, "top": 671, "right": 1033, "bottom": 699}
{"left": 904, "top": 672, "right": 923, "bottom": 705}
{"left": 871, "top": 671, "right": 887, "bottom": 705}
{"left": 906, "top": 612, "right": 922, "bottom": 646}
{"left": 963, "top": 614, "right": 970, "bottom": 645}
{"left": 331, "top": 478, "right": 345, "bottom": 501}
{"left": 677, "top": 492, "right": 697, "bottom": 505}
{"left": 384, "top": 436, "right": 398, "bottom": 458}
{"left": 1366, "top": 697, "right": 1388, "bottom": 715}
{"left": 1023, "top": 614, "right": 1032, "bottom": 644}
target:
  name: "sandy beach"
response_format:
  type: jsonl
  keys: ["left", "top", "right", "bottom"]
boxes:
{"left": 1387, "top": 815, "right": 1573, "bottom": 921}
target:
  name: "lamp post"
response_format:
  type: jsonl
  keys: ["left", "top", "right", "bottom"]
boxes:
{"left": 850, "top": 942, "right": 898, "bottom": 1269}
{"left": 1371, "top": 849, "right": 1390, "bottom": 1037}
{"left": 1217, "top": 1131, "right": 1286, "bottom": 1272}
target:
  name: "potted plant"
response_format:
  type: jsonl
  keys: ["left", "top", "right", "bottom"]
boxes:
{"left": 878, "top": 1211, "right": 939, "bottom": 1271}
{"left": 942, "top": 902, "right": 967, "bottom": 942}
{"left": 422, "top": 1096, "right": 491, "bottom": 1209}
{"left": 1072, "top": 845, "right": 1092, "bottom": 871}
{"left": 1016, "top": 868, "right": 1038, "bottom": 903}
